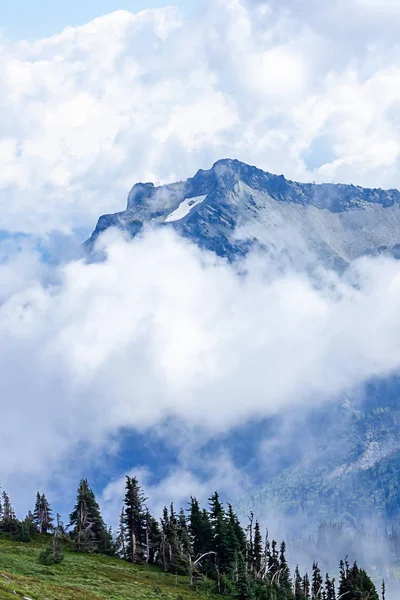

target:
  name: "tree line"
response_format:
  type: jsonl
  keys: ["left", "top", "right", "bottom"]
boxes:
{"left": 0, "top": 479, "right": 383, "bottom": 600}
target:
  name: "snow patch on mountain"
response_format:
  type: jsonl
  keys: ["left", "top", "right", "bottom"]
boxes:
{"left": 331, "top": 435, "right": 400, "bottom": 478}
{"left": 165, "top": 195, "right": 207, "bottom": 222}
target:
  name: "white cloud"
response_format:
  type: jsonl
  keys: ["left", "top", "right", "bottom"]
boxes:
{"left": 3, "top": 228, "right": 400, "bottom": 506}
{"left": 1, "top": 1, "right": 400, "bottom": 234}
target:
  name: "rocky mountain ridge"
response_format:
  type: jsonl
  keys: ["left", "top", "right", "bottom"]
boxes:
{"left": 87, "top": 158, "right": 400, "bottom": 268}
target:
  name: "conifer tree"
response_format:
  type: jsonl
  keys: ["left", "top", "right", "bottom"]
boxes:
{"left": 236, "top": 550, "right": 253, "bottom": 600}
{"left": 56, "top": 512, "right": 65, "bottom": 534}
{"left": 247, "top": 512, "right": 255, "bottom": 572}
{"left": 34, "top": 493, "right": 53, "bottom": 534}
{"left": 160, "top": 506, "right": 170, "bottom": 570}
{"left": 279, "top": 540, "right": 291, "bottom": 592}
{"left": 123, "top": 476, "right": 147, "bottom": 563}
{"left": 325, "top": 573, "right": 336, "bottom": 600}
{"left": 41, "top": 494, "right": 53, "bottom": 533}
{"left": 39, "top": 520, "right": 64, "bottom": 565}
{"left": 268, "top": 540, "right": 280, "bottom": 576}
{"left": 69, "top": 480, "right": 95, "bottom": 552}
{"left": 145, "top": 510, "right": 160, "bottom": 565}
{"left": 188, "top": 497, "right": 213, "bottom": 559}
{"left": 33, "top": 492, "right": 41, "bottom": 532}
{"left": 69, "top": 479, "right": 111, "bottom": 554}
{"left": 302, "top": 573, "right": 311, "bottom": 600}
{"left": 188, "top": 497, "right": 203, "bottom": 556}
{"left": 116, "top": 507, "right": 127, "bottom": 560}
{"left": 1, "top": 491, "right": 15, "bottom": 522}
{"left": 24, "top": 511, "right": 37, "bottom": 538}
{"left": 209, "top": 492, "right": 228, "bottom": 572}
{"left": 253, "top": 520, "right": 263, "bottom": 576}
{"left": 262, "top": 530, "right": 271, "bottom": 581}
{"left": 0, "top": 490, "right": 16, "bottom": 533}
{"left": 178, "top": 508, "right": 192, "bottom": 561}
{"left": 166, "top": 503, "right": 188, "bottom": 574}
{"left": 338, "top": 561, "right": 378, "bottom": 600}
{"left": 312, "top": 562, "right": 323, "bottom": 600}
{"left": 294, "top": 565, "right": 303, "bottom": 600}
{"left": 225, "top": 504, "right": 246, "bottom": 576}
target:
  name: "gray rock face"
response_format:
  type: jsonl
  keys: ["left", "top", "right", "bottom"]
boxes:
{"left": 87, "top": 158, "right": 400, "bottom": 268}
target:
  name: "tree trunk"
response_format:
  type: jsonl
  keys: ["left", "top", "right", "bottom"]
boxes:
{"left": 131, "top": 531, "right": 136, "bottom": 563}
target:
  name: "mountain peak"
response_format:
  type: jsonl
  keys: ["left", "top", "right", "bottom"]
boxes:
{"left": 211, "top": 157, "right": 242, "bottom": 169}
{"left": 127, "top": 182, "right": 155, "bottom": 209}
{"left": 86, "top": 159, "right": 400, "bottom": 266}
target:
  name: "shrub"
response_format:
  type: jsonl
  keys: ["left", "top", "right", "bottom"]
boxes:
{"left": 38, "top": 537, "right": 64, "bottom": 565}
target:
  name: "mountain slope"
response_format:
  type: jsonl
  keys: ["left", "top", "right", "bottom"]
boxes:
{"left": 87, "top": 158, "right": 400, "bottom": 268}
{"left": 240, "top": 379, "right": 400, "bottom": 533}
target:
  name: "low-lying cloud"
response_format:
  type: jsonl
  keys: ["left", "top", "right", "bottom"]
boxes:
{"left": 2, "top": 226, "right": 400, "bottom": 503}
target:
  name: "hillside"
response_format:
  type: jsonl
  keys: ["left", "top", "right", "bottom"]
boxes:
{"left": 0, "top": 535, "right": 221, "bottom": 600}
{"left": 240, "top": 378, "right": 400, "bottom": 532}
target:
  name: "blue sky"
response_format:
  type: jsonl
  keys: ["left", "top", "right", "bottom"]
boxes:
{"left": 0, "top": 0, "right": 192, "bottom": 40}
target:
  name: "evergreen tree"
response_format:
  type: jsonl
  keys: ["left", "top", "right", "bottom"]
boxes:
{"left": 262, "top": 530, "right": 271, "bottom": 582}
{"left": 23, "top": 511, "right": 37, "bottom": 538}
{"left": 1, "top": 491, "right": 15, "bottom": 522}
{"left": 69, "top": 479, "right": 111, "bottom": 554}
{"left": 312, "top": 562, "right": 323, "bottom": 600}
{"left": 178, "top": 508, "right": 192, "bottom": 561}
{"left": 279, "top": 540, "right": 291, "bottom": 593}
{"left": 167, "top": 503, "right": 188, "bottom": 574}
{"left": 247, "top": 512, "right": 255, "bottom": 573}
{"left": 325, "top": 574, "right": 336, "bottom": 600}
{"left": 209, "top": 492, "right": 229, "bottom": 573}
{"left": 294, "top": 566, "right": 303, "bottom": 600}
{"left": 116, "top": 506, "right": 127, "bottom": 560}
{"left": 56, "top": 512, "right": 65, "bottom": 534}
{"left": 188, "top": 497, "right": 213, "bottom": 558}
{"left": 235, "top": 550, "right": 253, "bottom": 600}
{"left": 225, "top": 504, "right": 246, "bottom": 577}
{"left": 160, "top": 506, "right": 170, "bottom": 570}
{"left": 34, "top": 493, "right": 53, "bottom": 534}
{"left": 33, "top": 492, "right": 41, "bottom": 532}
{"left": 302, "top": 573, "right": 311, "bottom": 600}
{"left": 253, "top": 520, "right": 263, "bottom": 576}
{"left": 338, "top": 561, "right": 379, "bottom": 600}
{"left": 145, "top": 510, "right": 160, "bottom": 565}
{"left": 123, "top": 476, "right": 147, "bottom": 563}
{"left": 41, "top": 494, "right": 53, "bottom": 534}
{"left": 39, "top": 523, "right": 64, "bottom": 565}
{"left": 0, "top": 490, "right": 16, "bottom": 533}
{"left": 11, "top": 518, "right": 32, "bottom": 542}
{"left": 268, "top": 540, "right": 280, "bottom": 576}
{"left": 188, "top": 497, "right": 204, "bottom": 557}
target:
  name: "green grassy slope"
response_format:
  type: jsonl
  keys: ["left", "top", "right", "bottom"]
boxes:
{"left": 0, "top": 536, "right": 221, "bottom": 600}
